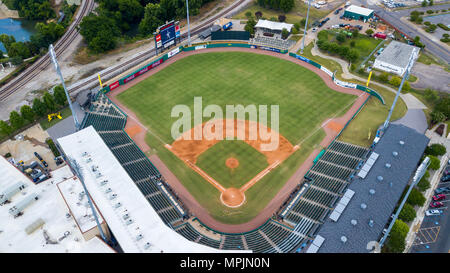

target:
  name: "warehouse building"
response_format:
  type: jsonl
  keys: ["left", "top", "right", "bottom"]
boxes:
{"left": 373, "top": 41, "right": 420, "bottom": 76}
{"left": 343, "top": 5, "right": 374, "bottom": 21}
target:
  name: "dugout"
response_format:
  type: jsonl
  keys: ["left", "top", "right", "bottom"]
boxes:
{"left": 343, "top": 5, "right": 374, "bottom": 21}
{"left": 211, "top": 31, "right": 250, "bottom": 41}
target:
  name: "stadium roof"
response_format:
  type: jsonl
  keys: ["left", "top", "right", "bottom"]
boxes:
{"left": 255, "top": 19, "right": 293, "bottom": 32}
{"left": 313, "top": 124, "right": 429, "bottom": 253}
{"left": 57, "top": 126, "right": 238, "bottom": 253}
{"left": 345, "top": 5, "right": 374, "bottom": 16}
{"left": 0, "top": 161, "right": 114, "bottom": 253}
{"left": 374, "top": 41, "right": 420, "bottom": 73}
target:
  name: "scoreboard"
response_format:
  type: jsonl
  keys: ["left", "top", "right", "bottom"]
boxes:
{"left": 155, "top": 21, "right": 181, "bottom": 52}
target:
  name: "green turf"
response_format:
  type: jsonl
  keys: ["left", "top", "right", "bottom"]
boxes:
{"left": 118, "top": 51, "right": 357, "bottom": 224}
{"left": 196, "top": 141, "right": 268, "bottom": 189}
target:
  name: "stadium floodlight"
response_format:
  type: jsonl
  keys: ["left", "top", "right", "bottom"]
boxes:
{"left": 49, "top": 44, "right": 80, "bottom": 131}
{"left": 186, "top": 0, "right": 191, "bottom": 46}
{"left": 68, "top": 157, "right": 109, "bottom": 243}
{"left": 300, "top": 0, "right": 312, "bottom": 54}
{"left": 382, "top": 53, "right": 415, "bottom": 131}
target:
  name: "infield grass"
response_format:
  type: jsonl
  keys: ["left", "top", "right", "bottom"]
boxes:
{"left": 118, "top": 51, "right": 357, "bottom": 224}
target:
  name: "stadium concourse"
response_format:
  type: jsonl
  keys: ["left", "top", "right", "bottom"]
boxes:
{"left": 54, "top": 89, "right": 417, "bottom": 253}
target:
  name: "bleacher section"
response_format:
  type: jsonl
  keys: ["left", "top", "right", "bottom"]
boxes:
{"left": 79, "top": 90, "right": 369, "bottom": 253}
{"left": 250, "top": 36, "right": 296, "bottom": 50}
{"left": 281, "top": 141, "right": 369, "bottom": 235}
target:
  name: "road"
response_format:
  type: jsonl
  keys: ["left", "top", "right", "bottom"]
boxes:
{"left": 0, "top": 0, "right": 95, "bottom": 101}
{"left": 366, "top": 2, "right": 450, "bottom": 64}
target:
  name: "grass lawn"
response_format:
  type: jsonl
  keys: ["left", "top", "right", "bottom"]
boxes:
{"left": 233, "top": 0, "right": 330, "bottom": 24}
{"left": 298, "top": 42, "right": 407, "bottom": 147}
{"left": 39, "top": 107, "right": 73, "bottom": 130}
{"left": 118, "top": 51, "right": 356, "bottom": 224}
{"left": 196, "top": 141, "right": 268, "bottom": 189}
{"left": 417, "top": 52, "right": 441, "bottom": 66}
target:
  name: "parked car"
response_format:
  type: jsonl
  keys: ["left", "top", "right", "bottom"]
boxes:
{"left": 435, "top": 187, "right": 450, "bottom": 194}
{"left": 432, "top": 194, "right": 446, "bottom": 201}
{"left": 430, "top": 201, "right": 444, "bottom": 208}
{"left": 355, "top": 25, "right": 363, "bottom": 30}
{"left": 440, "top": 175, "right": 450, "bottom": 182}
{"left": 443, "top": 166, "right": 450, "bottom": 176}
{"left": 312, "top": 27, "right": 318, "bottom": 32}
{"left": 425, "top": 209, "right": 443, "bottom": 216}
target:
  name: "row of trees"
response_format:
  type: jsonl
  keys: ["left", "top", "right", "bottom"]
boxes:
{"left": 0, "top": 86, "right": 67, "bottom": 136}
{"left": 79, "top": 0, "right": 214, "bottom": 53}
{"left": 256, "top": 0, "right": 295, "bottom": 13}
{"left": 316, "top": 30, "right": 360, "bottom": 63}
{"left": 4, "top": 0, "right": 55, "bottom": 20}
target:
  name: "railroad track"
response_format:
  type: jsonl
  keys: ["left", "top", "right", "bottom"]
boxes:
{"left": 0, "top": 0, "right": 95, "bottom": 101}
{"left": 66, "top": 0, "right": 248, "bottom": 94}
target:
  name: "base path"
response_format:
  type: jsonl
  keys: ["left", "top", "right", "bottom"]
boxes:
{"left": 107, "top": 47, "right": 369, "bottom": 233}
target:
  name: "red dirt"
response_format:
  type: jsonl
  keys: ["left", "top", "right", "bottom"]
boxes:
{"left": 221, "top": 188, "right": 245, "bottom": 208}
{"left": 226, "top": 157, "right": 239, "bottom": 169}
{"left": 107, "top": 47, "right": 369, "bottom": 233}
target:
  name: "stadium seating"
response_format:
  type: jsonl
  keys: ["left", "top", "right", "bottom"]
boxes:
{"left": 250, "top": 36, "right": 296, "bottom": 50}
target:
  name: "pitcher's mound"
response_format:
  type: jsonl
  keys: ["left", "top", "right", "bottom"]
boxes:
{"left": 226, "top": 157, "right": 239, "bottom": 169}
{"left": 220, "top": 188, "right": 245, "bottom": 208}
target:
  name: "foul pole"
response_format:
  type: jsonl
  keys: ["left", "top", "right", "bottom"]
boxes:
{"left": 186, "top": 0, "right": 191, "bottom": 46}
{"left": 300, "top": 0, "right": 312, "bottom": 54}
{"left": 49, "top": 44, "right": 80, "bottom": 131}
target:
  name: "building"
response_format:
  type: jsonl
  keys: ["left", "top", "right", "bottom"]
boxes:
{"left": 254, "top": 19, "right": 294, "bottom": 39}
{"left": 373, "top": 41, "right": 420, "bottom": 76}
{"left": 306, "top": 124, "right": 429, "bottom": 253}
{"left": 0, "top": 157, "right": 114, "bottom": 253}
{"left": 343, "top": 5, "right": 374, "bottom": 21}
{"left": 57, "top": 126, "right": 245, "bottom": 253}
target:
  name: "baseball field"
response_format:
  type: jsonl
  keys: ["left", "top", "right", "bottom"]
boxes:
{"left": 116, "top": 51, "right": 360, "bottom": 224}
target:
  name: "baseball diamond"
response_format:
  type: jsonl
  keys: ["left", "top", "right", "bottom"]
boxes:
{"left": 109, "top": 49, "right": 367, "bottom": 225}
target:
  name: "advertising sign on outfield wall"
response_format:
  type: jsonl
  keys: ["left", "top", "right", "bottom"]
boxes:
{"left": 195, "top": 45, "right": 207, "bottom": 50}
{"left": 156, "top": 34, "right": 162, "bottom": 48}
{"left": 168, "top": 47, "right": 180, "bottom": 58}
{"left": 291, "top": 54, "right": 311, "bottom": 64}
{"left": 320, "top": 66, "right": 333, "bottom": 77}
{"left": 334, "top": 78, "right": 357, "bottom": 89}
{"left": 109, "top": 81, "right": 120, "bottom": 91}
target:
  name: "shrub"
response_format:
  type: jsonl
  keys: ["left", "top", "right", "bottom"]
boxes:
{"left": 379, "top": 72, "right": 390, "bottom": 83}
{"left": 336, "top": 33, "right": 346, "bottom": 43}
{"left": 32, "top": 98, "right": 47, "bottom": 117}
{"left": 4, "top": 152, "right": 11, "bottom": 158}
{"left": 407, "top": 188, "right": 426, "bottom": 207}
{"left": 386, "top": 220, "right": 409, "bottom": 253}
{"left": 317, "top": 30, "right": 329, "bottom": 41}
{"left": 46, "top": 138, "right": 60, "bottom": 157}
{"left": 424, "top": 88, "right": 439, "bottom": 103}
{"left": 20, "top": 105, "right": 35, "bottom": 123}
{"left": 350, "top": 40, "right": 355, "bottom": 47}
{"left": 426, "top": 10, "right": 434, "bottom": 14}
{"left": 417, "top": 177, "right": 430, "bottom": 192}
{"left": 0, "top": 120, "right": 13, "bottom": 135}
{"left": 389, "top": 76, "right": 402, "bottom": 87}
{"left": 255, "top": 11, "right": 263, "bottom": 19}
{"left": 245, "top": 11, "right": 252, "bottom": 18}
{"left": 399, "top": 203, "right": 416, "bottom": 223}
{"left": 430, "top": 110, "right": 446, "bottom": 124}
{"left": 9, "top": 111, "right": 24, "bottom": 130}
{"left": 365, "top": 29, "right": 374, "bottom": 36}
{"left": 278, "top": 15, "right": 286, "bottom": 22}
{"left": 428, "top": 155, "right": 441, "bottom": 170}
{"left": 425, "top": 143, "right": 446, "bottom": 156}
{"left": 424, "top": 21, "right": 431, "bottom": 26}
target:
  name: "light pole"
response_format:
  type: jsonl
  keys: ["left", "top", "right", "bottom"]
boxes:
{"left": 49, "top": 44, "right": 80, "bottom": 131}
{"left": 186, "top": 0, "right": 191, "bottom": 46}
{"left": 300, "top": 0, "right": 312, "bottom": 54}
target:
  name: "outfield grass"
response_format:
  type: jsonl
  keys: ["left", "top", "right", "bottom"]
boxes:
{"left": 196, "top": 141, "right": 268, "bottom": 189}
{"left": 118, "top": 51, "right": 356, "bottom": 224}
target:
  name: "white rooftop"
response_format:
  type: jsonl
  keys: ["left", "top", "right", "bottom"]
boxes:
{"left": 57, "top": 176, "right": 105, "bottom": 234}
{"left": 57, "top": 126, "right": 234, "bottom": 253}
{"left": 0, "top": 160, "right": 114, "bottom": 253}
{"left": 345, "top": 5, "right": 374, "bottom": 17}
{"left": 255, "top": 19, "right": 293, "bottom": 32}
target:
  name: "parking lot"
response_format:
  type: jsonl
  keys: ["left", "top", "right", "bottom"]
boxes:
{"left": 410, "top": 179, "right": 450, "bottom": 253}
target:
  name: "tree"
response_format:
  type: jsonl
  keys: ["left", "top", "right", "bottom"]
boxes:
{"left": 402, "top": 81, "right": 410, "bottom": 92}
{"left": 389, "top": 76, "right": 402, "bottom": 87}
{"left": 425, "top": 143, "right": 446, "bottom": 156}
{"left": 430, "top": 111, "right": 446, "bottom": 124}
{"left": 278, "top": 14, "right": 286, "bottom": 22}
{"left": 421, "top": 0, "right": 427, "bottom": 7}
{"left": 350, "top": 41, "right": 355, "bottom": 47}
{"left": 245, "top": 17, "right": 257, "bottom": 35}
{"left": 245, "top": 11, "right": 252, "bottom": 18}
{"left": 407, "top": 188, "right": 426, "bottom": 207}
{"left": 281, "top": 28, "right": 289, "bottom": 39}
{"left": 255, "top": 11, "right": 263, "bottom": 19}
{"left": 9, "top": 111, "right": 24, "bottom": 130}
{"left": 20, "top": 105, "right": 35, "bottom": 123}
{"left": 429, "top": 0, "right": 433, "bottom": 6}
{"left": 32, "top": 98, "right": 47, "bottom": 117}
{"left": 300, "top": 18, "right": 307, "bottom": 28}
{"left": 53, "top": 85, "right": 67, "bottom": 106}
{"left": 31, "top": 22, "right": 65, "bottom": 50}
{"left": 280, "top": 0, "right": 294, "bottom": 13}
{"left": 424, "top": 88, "right": 439, "bottom": 103}
{"left": 0, "top": 120, "right": 13, "bottom": 135}
{"left": 139, "top": 3, "right": 163, "bottom": 36}
{"left": 80, "top": 14, "right": 121, "bottom": 53}
{"left": 428, "top": 155, "right": 440, "bottom": 170}
{"left": 386, "top": 220, "right": 409, "bottom": 253}
{"left": 43, "top": 92, "right": 56, "bottom": 112}
{"left": 399, "top": 203, "right": 416, "bottom": 223}
{"left": 336, "top": 33, "right": 346, "bottom": 43}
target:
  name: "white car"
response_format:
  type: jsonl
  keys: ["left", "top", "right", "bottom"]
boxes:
{"left": 312, "top": 27, "right": 318, "bottom": 32}
{"left": 425, "top": 209, "right": 443, "bottom": 216}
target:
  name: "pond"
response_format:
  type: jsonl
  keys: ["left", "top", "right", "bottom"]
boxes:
{"left": 0, "top": 18, "right": 38, "bottom": 53}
